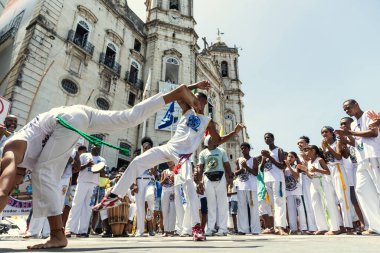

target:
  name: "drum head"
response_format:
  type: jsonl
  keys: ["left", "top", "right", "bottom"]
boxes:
{"left": 91, "top": 161, "right": 106, "bottom": 173}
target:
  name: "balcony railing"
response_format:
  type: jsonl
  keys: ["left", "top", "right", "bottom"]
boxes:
{"left": 67, "top": 30, "right": 94, "bottom": 56}
{"left": 99, "top": 53, "right": 121, "bottom": 76}
{"left": 124, "top": 71, "right": 143, "bottom": 90}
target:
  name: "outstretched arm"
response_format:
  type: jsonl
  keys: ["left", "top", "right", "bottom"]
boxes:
{"left": 177, "top": 81, "right": 212, "bottom": 113}
{"left": 207, "top": 120, "right": 245, "bottom": 146}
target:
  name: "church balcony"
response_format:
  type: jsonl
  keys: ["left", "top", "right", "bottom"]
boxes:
{"left": 67, "top": 30, "right": 94, "bottom": 56}
{"left": 99, "top": 53, "right": 121, "bottom": 77}
{"left": 124, "top": 71, "right": 143, "bottom": 90}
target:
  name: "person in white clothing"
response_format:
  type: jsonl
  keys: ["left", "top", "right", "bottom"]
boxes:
{"left": 134, "top": 137, "right": 156, "bottom": 237}
{"left": 284, "top": 152, "right": 307, "bottom": 234}
{"left": 66, "top": 146, "right": 106, "bottom": 237}
{"left": 0, "top": 83, "right": 202, "bottom": 249}
{"left": 321, "top": 126, "right": 354, "bottom": 233}
{"left": 335, "top": 100, "right": 380, "bottom": 235}
{"left": 227, "top": 178, "right": 238, "bottom": 234}
{"left": 260, "top": 133, "right": 288, "bottom": 235}
{"left": 160, "top": 161, "right": 176, "bottom": 236}
{"left": 198, "top": 135, "right": 232, "bottom": 236}
{"left": 296, "top": 136, "right": 317, "bottom": 233}
{"left": 0, "top": 115, "right": 18, "bottom": 222}
{"left": 340, "top": 117, "right": 366, "bottom": 231}
{"left": 303, "top": 145, "right": 341, "bottom": 235}
{"left": 234, "top": 142, "right": 260, "bottom": 235}
{"left": 97, "top": 84, "right": 245, "bottom": 241}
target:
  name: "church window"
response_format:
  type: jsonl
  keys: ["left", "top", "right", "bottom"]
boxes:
{"left": 221, "top": 61, "right": 228, "bottom": 77}
{"left": 61, "top": 79, "right": 78, "bottom": 95}
{"left": 169, "top": 0, "right": 179, "bottom": 10}
{"left": 165, "top": 57, "right": 179, "bottom": 84}
{"left": 128, "top": 92, "right": 136, "bottom": 106}
{"left": 104, "top": 43, "right": 117, "bottom": 69}
{"left": 73, "top": 20, "right": 90, "bottom": 48}
{"left": 96, "top": 97, "right": 110, "bottom": 110}
{"left": 208, "top": 97, "right": 214, "bottom": 119}
{"left": 134, "top": 39, "right": 141, "bottom": 52}
{"left": 128, "top": 61, "right": 139, "bottom": 84}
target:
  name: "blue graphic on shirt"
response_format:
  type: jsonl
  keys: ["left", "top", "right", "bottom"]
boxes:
{"left": 264, "top": 160, "right": 273, "bottom": 171}
{"left": 186, "top": 114, "right": 201, "bottom": 132}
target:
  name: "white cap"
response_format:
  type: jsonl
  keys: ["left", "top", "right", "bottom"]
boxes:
{"left": 204, "top": 135, "right": 211, "bottom": 147}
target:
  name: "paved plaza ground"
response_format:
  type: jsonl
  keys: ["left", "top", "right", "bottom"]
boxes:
{"left": 1, "top": 234, "right": 379, "bottom": 253}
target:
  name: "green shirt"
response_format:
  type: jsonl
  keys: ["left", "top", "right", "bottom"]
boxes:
{"left": 199, "top": 147, "right": 228, "bottom": 173}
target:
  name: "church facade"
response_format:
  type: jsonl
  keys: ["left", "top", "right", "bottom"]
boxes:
{"left": 0, "top": 0, "right": 248, "bottom": 168}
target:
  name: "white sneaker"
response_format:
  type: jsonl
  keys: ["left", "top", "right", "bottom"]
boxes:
{"left": 134, "top": 233, "right": 144, "bottom": 237}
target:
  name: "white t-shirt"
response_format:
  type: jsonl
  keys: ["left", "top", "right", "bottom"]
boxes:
{"left": 285, "top": 166, "right": 302, "bottom": 196}
{"left": 77, "top": 153, "right": 106, "bottom": 184}
{"left": 236, "top": 157, "right": 257, "bottom": 191}
{"left": 161, "top": 169, "right": 174, "bottom": 192}
{"left": 167, "top": 109, "right": 211, "bottom": 155}
{"left": 229, "top": 179, "right": 238, "bottom": 202}
{"left": 351, "top": 111, "right": 380, "bottom": 163}
{"left": 263, "top": 147, "right": 285, "bottom": 183}
{"left": 307, "top": 157, "right": 324, "bottom": 178}
{"left": 61, "top": 149, "right": 77, "bottom": 179}
{"left": 342, "top": 157, "right": 355, "bottom": 187}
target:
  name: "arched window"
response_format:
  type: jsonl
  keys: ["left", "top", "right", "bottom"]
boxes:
{"left": 169, "top": 0, "right": 179, "bottom": 10}
{"left": 221, "top": 61, "right": 228, "bottom": 77}
{"left": 73, "top": 20, "right": 90, "bottom": 47}
{"left": 61, "top": 79, "right": 78, "bottom": 95}
{"left": 208, "top": 97, "right": 214, "bottom": 119}
{"left": 104, "top": 43, "right": 117, "bottom": 68}
{"left": 165, "top": 57, "right": 179, "bottom": 84}
{"left": 128, "top": 61, "right": 139, "bottom": 84}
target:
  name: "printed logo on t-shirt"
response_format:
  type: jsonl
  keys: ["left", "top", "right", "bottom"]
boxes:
{"left": 285, "top": 175, "right": 297, "bottom": 191}
{"left": 238, "top": 172, "right": 249, "bottom": 182}
{"left": 207, "top": 156, "right": 219, "bottom": 171}
{"left": 186, "top": 114, "right": 201, "bottom": 132}
{"left": 264, "top": 160, "right": 273, "bottom": 171}
{"left": 325, "top": 152, "right": 335, "bottom": 163}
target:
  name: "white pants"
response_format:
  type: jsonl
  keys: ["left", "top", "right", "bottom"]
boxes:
{"left": 181, "top": 179, "right": 200, "bottom": 233}
{"left": 11, "top": 93, "right": 164, "bottom": 218}
{"left": 287, "top": 195, "right": 307, "bottom": 231}
{"left": 237, "top": 190, "right": 260, "bottom": 234}
{"left": 174, "top": 184, "right": 185, "bottom": 233}
{"left": 265, "top": 181, "right": 287, "bottom": 228}
{"left": 113, "top": 146, "right": 200, "bottom": 229}
{"left": 204, "top": 175, "right": 228, "bottom": 234}
{"left": 328, "top": 163, "right": 353, "bottom": 228}
{"left": 161, "top": 188, "right": 176, "bottom": 232}
{"left": 301, "top": 175, "right": 317, "bottom": 231}
{"left": 355, "top": 158, "right": 380, "bottom": 233}
{"left": 128, "top": 202, "right": 137, "bottom": 221}
{"left": 258, "top": 199, "right": 272, "bottom": 216}
{"left": 27, "top": 215, "right": 50, "bottom": 237}
{"left": 135, "top": 178, "right": 155, "bottom": 235}
{"left": 66, "top": 182, "right": 97, "bottom": 234}
{"left": 310, "top": 176, "right": 340, "bottom": 231}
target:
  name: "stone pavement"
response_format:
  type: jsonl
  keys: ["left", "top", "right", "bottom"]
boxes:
{"left": 1, "top": 234, "right": 379, "bottom": 253}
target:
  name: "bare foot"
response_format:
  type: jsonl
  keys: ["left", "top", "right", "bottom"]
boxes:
{"left": 27, "top": 234, "right": 67, "bottom": 249}
{"left": 278, "top": 227, "right": 288, "bottom": 236}
{"left": 314, "top": 230, "right": 327, "bottom": 235}
{"left": 325, "top": 231, "right": 339, "bottom": 235}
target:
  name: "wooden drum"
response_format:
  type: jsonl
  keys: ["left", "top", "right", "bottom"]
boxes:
{"left": 108, "top": 196, "right": 129, "bottom": 236}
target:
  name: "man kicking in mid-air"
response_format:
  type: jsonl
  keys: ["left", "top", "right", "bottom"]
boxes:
{"left": 94, "top": 87, "right": 245, "bottom": 241}
{"left": 0, "top": 81, "right": 210, "bottom": 249}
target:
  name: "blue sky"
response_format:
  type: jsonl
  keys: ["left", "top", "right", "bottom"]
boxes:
{"left": 128, "top": 0, "right": 380, "bottom": 154}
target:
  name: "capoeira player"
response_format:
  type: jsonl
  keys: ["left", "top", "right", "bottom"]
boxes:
{"left": 335, "top": 101, "right": 380, "bottom": 235}
{"left": 0, "top": 82, "right": 206, "bottom": 249}
{"left": 95, "top": 89, "right": 245, "bottom": 241}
